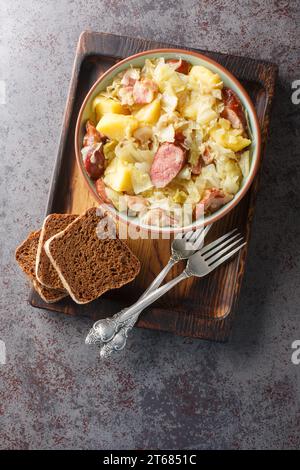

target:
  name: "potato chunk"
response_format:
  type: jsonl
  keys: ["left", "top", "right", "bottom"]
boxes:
{"left": 133, "top": 99, "right": 161, "bottom": 124}
{"left": 96, "top": 113, "right": 138, "bottom": 141}
{"left": 93, "top": 96, "right": 127, "bottom": 120}
{"left": 103, "top": 158, "right": 133, "bottom": 192}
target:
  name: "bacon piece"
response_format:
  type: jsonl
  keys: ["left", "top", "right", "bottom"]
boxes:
{"left": 150, "top": 143, "right": 187, "bottom": 188}
{"left": 191, "top": 147, "right": 214, "bottom": 175}
{"left": 83, "top": 120, "right": 105, "bottom": 147}
{"left": 166, "top": 58, "right": 191, "bottom": 75}
{"left": 221, "top": 107, "right": 244, "bottom": 129}
{"left": 202, "top": 146, "right": 214, "bottom": 165}
{"left": 121, "top": 68, "right": 140, "bottom": 86}
{"left": 221, "top": 87, "right": 247, "bottom": 130}
{"left": 142, "top": 208, "right": 178, "bottom": 227}
{"left": 195, "top": 189, "right": 233, "bottom": 218}
{"left": 191, "top": 157, "right": 203, "bottom": 176}
{"left": 133, "top": 79, "right": 158, "bottom": 104}
{"left": 95, "top": 178, "right": 111, "bottom": 204}
{"left": 118, "top": 85, "right": 134, "bottom": 106}
{"left": 174, "top": 130, "right": 185, "bottom": 144}
{"left": 124, "top": 195, "right": 149, "bottom": 215}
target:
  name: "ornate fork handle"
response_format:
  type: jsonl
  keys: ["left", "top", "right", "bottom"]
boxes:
{"left": 100, "top": 270, "right": 191, "bottom": 356}
{"left": 85, "top": 309, "right": 132, "bottom": 344}
{"left": 100, "top": 315, "right": 136, "bottom": 357}
{"left": 85, "top": 257, "right": 178, "bottom": 344}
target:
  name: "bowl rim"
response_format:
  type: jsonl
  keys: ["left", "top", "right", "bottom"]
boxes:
{"left": 75, "top": 47, "right": 261, "bottom": 234}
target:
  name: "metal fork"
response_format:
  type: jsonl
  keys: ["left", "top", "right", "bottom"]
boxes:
{"left": 85, "top": 224, "right": 211, "bottom": 345}
{"left": 99, "top": 230, "right": 245, "bottom": 357}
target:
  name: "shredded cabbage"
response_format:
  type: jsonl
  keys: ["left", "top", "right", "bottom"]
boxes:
{"left": 85, "top": 57, "right": 252, "bottom": 226}
{"left": 239, "top": 150, "right": 250, "bottom": 179}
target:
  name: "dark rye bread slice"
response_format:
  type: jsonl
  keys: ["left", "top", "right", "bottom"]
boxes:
{"left": 36, "top": 213, "right": 78, "bottom": 289}
{"left": 44, "top": 207, "right": 141, "bottom": 304}
{"left": 15, "top": 230, "right": 67, "bottom": 303}
{"left": 32, "top": 280, "right": 66, "bottom": 304}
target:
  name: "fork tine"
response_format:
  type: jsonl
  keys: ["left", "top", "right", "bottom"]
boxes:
{"left": 203, "top": 233, "right": 241, "bottom": 260}
{"left": 178, "top": 223, "right": 212, "bottom": 246}
{"left": 188, "top": 227, "right": 204, "bottom": 243}
{"left": 175, "top": 230, "right": 190, "bottom": 241}
{"left": 205, "top": 237, "right": 244, "bottom": 264}
{"left": 200, "top": 228, "right": 237, "bottom": 255}
{"left": 185, "top": 223, "right": 212, "bottom": 249}
{"left": 189, "top": 226, "right": 210, "bottom": 249}
{"left": 183, "top": 223, "right": 205, "bottom": 243}
{"left": 181, "top": 229, "right": 194, "bottom": 242}
{"left": 209, "top": 242, "right": 246, "bottom": 270}
{"left": 204, "top": 224, "right": 212, "bottom": 236}
{"left": 190, "top": 223, "right": 212, "bottom": 243}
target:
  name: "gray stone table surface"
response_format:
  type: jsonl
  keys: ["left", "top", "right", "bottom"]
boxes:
{"left": 0, "top": 0, "right": 300, "bottom": 450}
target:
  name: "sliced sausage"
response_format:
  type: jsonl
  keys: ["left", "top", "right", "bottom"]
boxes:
{"left": 133, "top": 79, "right": 158, "bottom": 104}
{"left": 166, "top": 58, "right": 191, "bottom": 75}
{"left": 195, "top": 188, "right": 233, "bottom": 218}
{"left": 95, "top": 178, "right": 111, "bottom": 204}
{"left": 150, "top": 143, "right": 187, "bottom": 188}
{"left": 83, "top": 144, "right": 105, "bottom": 180}
{"left": 221, "top": 87, "right": 247, "bottom": 130}
{"left": 83, "top": 120, "right": 105, "bottom": 147}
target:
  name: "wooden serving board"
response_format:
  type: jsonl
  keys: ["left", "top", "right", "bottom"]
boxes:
{"left": 29, "top": 31, "right": 277, "bottom": 341}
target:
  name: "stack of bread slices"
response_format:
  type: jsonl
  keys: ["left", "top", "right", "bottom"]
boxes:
{"left": 15, "top": 207, "right": 140, "bottom": 304}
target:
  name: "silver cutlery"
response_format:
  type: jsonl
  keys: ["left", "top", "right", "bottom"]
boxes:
{"left": 85, "top": 224, "right": 211, "bottom": 346}
{"left": 99, "top": 229, "right": 245, "bottom": 357}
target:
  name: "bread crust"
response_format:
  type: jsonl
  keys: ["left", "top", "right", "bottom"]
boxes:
{"left": 32, "top": 280, "right": 67, "bottom": 303}
{"left": 44, "top": 207, "right": 140, "bottom": 304}
{"left": 35, "top": 213, "right": 78, "bottom": 289}
{"left": 15, "top": 229, "right": 68, "bottom": 303}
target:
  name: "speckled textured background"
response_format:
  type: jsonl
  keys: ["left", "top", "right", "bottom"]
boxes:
{"left": 1, "top": 0, "right": 300, "bottom": 450}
